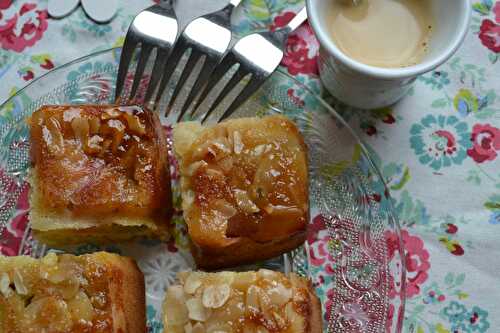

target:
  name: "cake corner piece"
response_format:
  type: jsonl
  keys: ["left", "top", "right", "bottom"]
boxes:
{"left": 0, "top": 251, "right": 146, "bottom": 332}
{"left": 173, "top": 115, "right": 309, "bottom": 269}
{"left": 28, "top": 104, "right": 172, "bottom": 246}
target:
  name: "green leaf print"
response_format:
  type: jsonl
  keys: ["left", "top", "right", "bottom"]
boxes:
{"left": 484, "top": 201, "right": 500, "bottom": 210}
{"left": 488, "top": 53, "right": 499, "bottom": 64}
{"left": 390, "top": 167, "right": 410, "bottom": 191}
{"left": 444, "top": 272, "right": 454, "bottom": 285}
{"left": 247, "top": 0, "right": 272, "bottom": 20}
{"left": 432, "top": 98, "right": 449, "bottom": 108}
{"left": 455, "top": 273, "right": 465, "bottom": 286}
{"left": 472, "top": 2, "right": 491, "bottom": 16}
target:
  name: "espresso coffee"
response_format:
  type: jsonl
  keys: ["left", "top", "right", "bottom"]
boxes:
{"left": 329, "top": 0, "right": 434, "bottom": 68}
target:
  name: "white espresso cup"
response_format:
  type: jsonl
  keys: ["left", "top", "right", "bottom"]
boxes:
{"left": 306, "top": 0, "right": 471, "bottom": 109}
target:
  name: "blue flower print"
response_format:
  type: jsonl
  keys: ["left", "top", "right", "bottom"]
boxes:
{"left": 489, "top": 211, "right": 500, "bottom": 225}
{"left": 442, "top": 301, "right": 490, "bottom": 333}
{"left": 66, "top": 61, "right": 115, "bottom": 82}
{"left": 418, "top": 70, "right": 451, "bottom": 90}
{"left": 442, "top": 301, "right": 468, "bottom": 325}
{"left": 147, "top": 305, "right": 164, "bottom": 333}
{"left": 410, "top": 115, "right": 471, "bottom": 170}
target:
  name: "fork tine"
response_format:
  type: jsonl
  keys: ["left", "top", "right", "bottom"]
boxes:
{"left": 189, "top": 53, "right": 238, "bottom": 118}
{"left": 218, "top": 75, "right": 264, "bottom": 122}
{"left": 176, "top": 56, "right": 219, "bottom": 122}
{"left": 143, "top": 47, "right": 170, "bottom": 105}
{"left": 130, "top": 43, "right": 154, "bottom": 102}
{"left": 201, "top": 66, "right": 248, "bottom": 123}
{"left": 168, "top": 49, "right": 203, "bottom": 119}
{"left": 115, "top": 37, "right": 138, "bottom": 102}
{"left": 154, "top": 40, "right": 188, "bottom": 112}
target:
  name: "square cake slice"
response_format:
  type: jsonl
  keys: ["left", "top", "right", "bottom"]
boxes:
{"left": 0, "top": 252, "right": 145, "bottom": 332}
{"left": 29, "top": 105, "right": 171, "bottom": 245}
{"left": 163, "top": 270, "right": 322, "bottom": 333}
{"left": 173, "top": 115, "right": 309, "bottom": 269}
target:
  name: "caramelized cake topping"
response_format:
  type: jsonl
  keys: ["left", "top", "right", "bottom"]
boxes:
{"left": 0, "top": 253, "right": 115, "bottom": 332}
{"left": 30, "top": 105, "right": 169, "bottom": 219}
{"left": 163, "top": 270, "right": 312, "bottom": 333}
{"left": 176, "top": 116, "right": 308, "bottom": 248}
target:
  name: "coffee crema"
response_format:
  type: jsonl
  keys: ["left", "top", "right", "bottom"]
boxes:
{"left": 329, "top": 0, "right": 434, "bottom": 68}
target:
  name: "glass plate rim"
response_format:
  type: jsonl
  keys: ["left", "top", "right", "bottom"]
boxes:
{"left": 0, "top": 46, "right": 407, "bottom": 331}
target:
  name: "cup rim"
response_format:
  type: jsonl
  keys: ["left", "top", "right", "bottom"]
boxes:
{"left": 306, "top": 0, "right": 471, "bottom": 80}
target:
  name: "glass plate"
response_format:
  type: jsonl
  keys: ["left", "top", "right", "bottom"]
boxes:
{"left": 0, "top": 47, "right": 406, "bottom": 333}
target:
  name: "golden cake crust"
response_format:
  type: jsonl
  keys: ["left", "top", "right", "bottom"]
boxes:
{"left": 0, "top": 252, "right": 146, "bottom": 333}
{"left": 29, "top": 105, "right": 171, "bottom": 245}
{"left": 162, "top": 270, "right": 322, "bottom": 333}
{"left": 173, "top": 116, "right": 309, "bottom": 269}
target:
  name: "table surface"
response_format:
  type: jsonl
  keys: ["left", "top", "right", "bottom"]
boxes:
{"left": 0, "top": 0, "right": 498, "bottom": 332}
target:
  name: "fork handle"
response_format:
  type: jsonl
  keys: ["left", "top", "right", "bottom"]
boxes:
{"left": 271, "top": 7, "right": 308, "bottom": 47}
{"left": 286, "top": 7, "right": 308, "bottom": 32}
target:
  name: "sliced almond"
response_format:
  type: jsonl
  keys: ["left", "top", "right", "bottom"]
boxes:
{"left": 252, "top": 144, "right": 266, "bottom": 157}
{"left": 13, "top": 269, "right": 28, "bottom": 295}
{"left": 213, "top": 199, "right": 237, "bottom": 220}
{"left": 233, "top": 131, "right": 243, "bottom": 154}
{"left": 192, "top": 322, "right": 206, "bottom": 333}
{"left": 202, "top": 284, "right": 230, "bottom": 309}
{"left": 59, "top": 275, "right": 81, "bottom": 300}
{"left": 41, "top": 252, "right": 58, "bottom": 267}
{"left": 267, "top": 283, "right": 292, "bottom": 306}
{"left": 233, "top": 189, "right": 260, "bottom": 213}
{"left": 186, "top": 297, "right": 210, "bottom": 322}
{"left": 245, "top": 285, "right": 262, "bottom": 313}
{"left": 184, "top": 322, "right": 193, "bottom": 333}
{"left": 101, "top": 108, "right": 121, "bottom": 120}
{"left": 123, "top": 112, "right": 146, "bottom": 135}
{"left": 177, "top": 271, "right": 191, "bottom": 284}
{"left": 67, "top": 290, "right": 94, "bottom": 322}
{"left": 285, "top": 302, "right": 305, "bottom": 333}
{"left": 184, "top": 272, "right": 203, "bottom": 295}
{"left": 23, "top": 296, "right": 72, "bottom": 332}
{"left": 164, "top": 285, "right": 189, "bottom": 325}
{"left": 218, "top": 156, "right": 233, "bottom": 173}
{"left": 187, "top": 160, "right": 208, "bottom": 176}
{"left": 257, "top": 269, "right": 281, "bottom": 281}
{"left": 86, "top": 135, "right": 103, "bottom": 154}
{"left": 273, "top": 311, "right": 288, "bottom": 330}
{"left": 71, "top": 116, "right": 90, "bottom": 148}
{"left": 0, "top": 273, "right": 12, "bottom": 297}
{"left": 232, "top": 271, "right": 257, "bottom": 291}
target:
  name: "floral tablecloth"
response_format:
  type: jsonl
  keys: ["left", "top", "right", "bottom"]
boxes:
{"left": 0, "top": 0, "right": 499, "bottom": 332}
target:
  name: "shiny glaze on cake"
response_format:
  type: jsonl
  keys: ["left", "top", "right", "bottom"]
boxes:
{"left": 30, "top": 105, "right": 170, "bottom": 220}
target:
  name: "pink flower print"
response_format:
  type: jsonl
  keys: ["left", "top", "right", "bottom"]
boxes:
{"left": 307, "top": 214, "right": 336, "bottom": 274}
{"left": 6, "top": 184, "right": 30, "bottom": 238}
{"left": 386, "top": 229, "right": 430, "bottom": 298}
{"left": 467, "top": 123, "right": 500, "bottom": 163}
{"left": 0, "top": 2, "right": 49, "bottom": 52}
{"left": 308, "top": 234, "right": 336, "bottom": 275}
{"left": 494, "top": 1, "right": 500, "bottom": 23}
{"left": 282, "top": 22, "right": 320, "bottom": 76}
{"left": 324, "top": 288, "right": 335, "bottom": 322}
{"left": 270, "top": 11, "right": 295, "bottom": 32}
{"left": 479, "top": 19, "right": 500, "bottom": 53}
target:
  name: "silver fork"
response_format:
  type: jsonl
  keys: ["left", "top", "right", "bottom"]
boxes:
{"left": 190, "top": 7, "right": 308, "bottom": 123}
{"left": 115, "top": 0, "right": 229, "bottom": 103}
{"left": 155, "top": 0, "right": 242, "bottom": 119}
{"left": 115, "top": 2, "right": 179, "bottom": 103}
